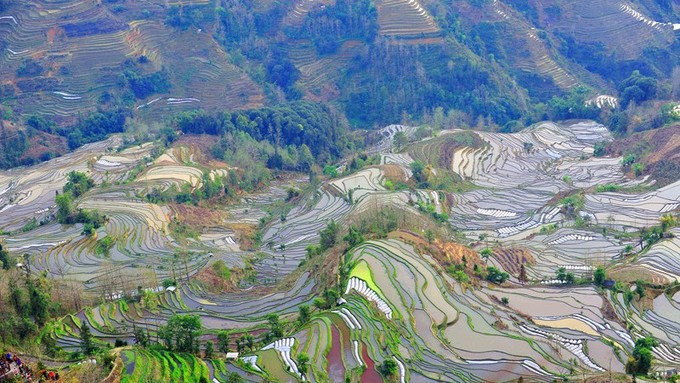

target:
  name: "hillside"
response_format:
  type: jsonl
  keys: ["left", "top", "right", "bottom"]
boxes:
{"left": 606, "top": 123, "right": 680, "bottom": 186}
{"left": 1, "top": 0, "right": 678, "bottom": 129}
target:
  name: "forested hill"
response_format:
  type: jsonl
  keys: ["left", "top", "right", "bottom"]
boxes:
{"left": 0, "top": 0, "right": 680, "bottom": 166}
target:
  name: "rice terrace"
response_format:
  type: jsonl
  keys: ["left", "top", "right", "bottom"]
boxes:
{"left": 1, "top": 0, "right": 680, "bottom": 382}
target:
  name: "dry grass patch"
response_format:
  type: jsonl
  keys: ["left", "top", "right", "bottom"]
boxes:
{"left": 493, "top": 247, "right": 535, "bottom": 275}
{"left": 170, "top": 204, "right": 226, "bottom": 229}
{"left": 435, "top": 240, "right": 482, "bottom": 268}
{"left": 387, "top": 230, "right": 483, "bottom": 273}
{"left": 608, "top": 265, "right": 669, "bottom": 285}
{"left": 173, "top": 135, "right": 226, "bottom": 166}
{"left": 378, "top": 164, "right": 407, "bottom": 183}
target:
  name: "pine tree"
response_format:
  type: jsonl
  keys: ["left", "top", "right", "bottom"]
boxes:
{"left": 204, "top": 341, "right": 214, "bottom": 359}
{"left": 80, "top": 323, "right": 95, "bottom": 355}
{"left": 217, "top": 330, "right": 230, "bottom": 353}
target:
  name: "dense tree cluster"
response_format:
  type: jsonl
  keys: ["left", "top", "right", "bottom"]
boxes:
{"left": 120, "top": 69, "right": 170, "bottom": 99}
{"left": 175, "top": 101, "right": 348, "bottom": 165}
{"left": 290, "top": 0, "right": 378, "bottom": 55}
{"left": 165, "top": 4, "right": 214, "bottom": 30}
{"left": 546, "top": 87, "right": 600, "bottom": 121}
{"left": 0, "top": 270, "right": 63, "bottom": 350}
{"left": 159, "top": 314, "right": 202, "bottom": 353}
{"left": 618, "top": 70, "right": 658, "bottom": 108}
{"left": 0, "top": 243, "right": 13, "bottom": 270}
{"left": 56, "top": 171, "right": 105, "bottom": 235}
{"left": 0, "top": 128, "right": 29, "bottom": 169}
{"left": 626, "top": 337, "right": 658, "bottom": 376}
{"left": 63, "top": 108, "right": 130, "bottom": 150}
{"left": 344, "top": 42, "right": 524, "bottom": 127}
{"left": 16, "top": 58, "right": 44, "bottom": 77}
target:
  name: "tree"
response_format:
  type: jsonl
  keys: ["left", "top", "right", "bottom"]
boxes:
{"left": 217, "top": 330, "right": 230, "bottom": 353}
{"left": 393, "top": 131, "right": 408, "bottom": 150}
{"left": 27, "top": 277, "right": 50, "bottom": 325}
{"left": 9, "top": 281, "right": 28, "bottom": 317}
{"left": 343, "top": 225, "right": 365, "bottom": 248}
{"left": 56, "top": 192, "right": 74, "bottom": 223}
{"left": 480, "top": 248, "right": 493, "bottom": 264}
{"left": 379, "top": 359, "right": 398, "bottom": 378}
{"left": 320, "top": 220, "right": 340, "bottom": 250}
{"left": 486, "top": 266, "right": 509, "bottom": 285}
{"left": 313, "top": 298, "right": 327, "bottom": 310}
{"left": 266, "top": 314, "right": 284, "bottom": 340}
{"left": 618, "top": 71, "right": 658, "bottom": 108}
{"left": 239, "top": 333, "right": 254, "bottom": 352}
{"left": 660, "top": 214, "right": 677, "bottom": 232}
{"left": 625, "top": 290, "right": 634, "bottom": 304}
{"left": 626, "top": 337, "right": 658, "bottom": 376}
{"left": 635, "top": 281, "right": 645, "bottom": 300}
{"left": 556, "top": 267, "right": 574, "bottom": 284}
{"left": 298, "top": 305, "right": 310, "bottom": 325}
{"left": 594, "top": 266, "right": 606, "bottom": 286}
{"left": 225, "top": 372, "right": 245, "bottom": 383}
{"left": 63, "top": 171, "right": 95, "bottom": 198}
{"left": 410, "top": 160, "right": 427, "bottom": 185}
{"left": 0, "top": 243, "right": 13, "bottom": 270}
{"left": 632, "top": 163, "right": 644, "bottom": 177}
{"left": 518, "top": 263, "right": 527, "bottom": 285}
{"left": 323, "top": 165, "right": 338, "bottom": 178}
{"left": 204, "top": 341, "right": 214, "bottom": 359}
{"left": 141, "top": 289, "right": 159, "bottom": 311}
{"left": 133, "top": 325, "right": 149, "bottom": 347}
{"left": 297, "top": 352, "right": 310, "bottom": 377}
{"left": 159, "top": 314, "right": 202, "bottom": 353}
{"left": 425, "top": 229, "right": 435, "bottom": 244}
{"left": 80, "top": 323, "right": 95, "bottom": 356}
{"left": 324, "top": 289, "right": 339, "bottom": 308}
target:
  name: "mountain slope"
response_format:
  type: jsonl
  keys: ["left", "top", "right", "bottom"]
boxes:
{"left": 0, "top": 0, "right": 678, "bottom": 129}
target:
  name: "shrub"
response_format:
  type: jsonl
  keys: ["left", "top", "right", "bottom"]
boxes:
{"left": 486, "top": 266, "right": 509, "bottom": 284}
{"left": 593, "top": 266, "right": 606, "bottom": 286}
{"left": 625, "top": 337, "right": 658, "bottom": 376}
{"left": 16, "top": 59, "right": 44, "bottom": 77}
{"left": 212, "top": 260, "right": 232, "bottom": 281}
{"left": 323, "top": 165, "right": 338, "bottom": 178}
{"left": 556, "top": 267, "right": 575, "bottom": 284}
{"left": 622, "top": 154, "right": 636, "bottom": 167}
{"left": 632, "top": 163, "right": 644, "bottom": 177}
{"left": 593, "top": 142, "right": 606, "bottom": 157}
{"left": 94, "top": 236, "right": 115, "bottom": 255}
{"left": 378, "top": 359, "right": 398, "bottom": 378}
{"left": 595, "top": 184, "right": 620, "bottom": 193}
